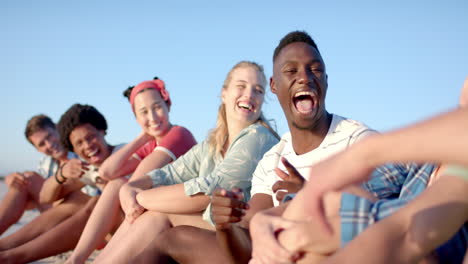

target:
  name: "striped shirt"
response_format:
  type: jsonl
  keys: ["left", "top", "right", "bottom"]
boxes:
{"left": 250, "top": 114, "right": 377, "bottom": 206}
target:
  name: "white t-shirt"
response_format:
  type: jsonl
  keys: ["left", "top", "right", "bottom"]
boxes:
{"left": 250, "top": 114, "right": 377, "bottom": 206}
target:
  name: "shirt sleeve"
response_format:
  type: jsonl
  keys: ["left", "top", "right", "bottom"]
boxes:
{"left": 348, "top": 127, "right": 379, "bottom": 146}
{"left": 133, "top": 140, "right": 157, "bottom": 161}
{"left": 146, "top": 141, "right": 203, "bottom": 188}
{"left": 183, "top": 125, "right": 278, "bottom": 198}
{"left": 156, "top": 126, "right": 197, "bottom": 160}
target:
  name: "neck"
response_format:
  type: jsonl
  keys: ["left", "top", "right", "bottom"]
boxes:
{"left": 155, "top": 123, "right": 173, "bottom": 143}
{"left": 289, "top": 112, "right": 332, "bottom": 155}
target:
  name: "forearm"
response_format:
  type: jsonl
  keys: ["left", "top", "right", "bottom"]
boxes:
{"left": 136, "top": 184, "right": 210, "bottom": 213}
{"left": 39, "top": 177, "right": 65, "bottom": 203}
{"left": 216, "top": 225, "right": 252, "bottom": 264}
{"left": 358, "top": 107, "right": 468, "bottom": 168}
{"left": 128, "top": 150, "right": 173, "bottom": 181}
{"left": 127, "top": 175, "right": 153, "bottom": 190}
{"left": 99, "top": 134, "right": 150, "bottom": 180}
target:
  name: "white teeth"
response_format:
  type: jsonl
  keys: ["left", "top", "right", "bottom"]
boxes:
{"left": 238, "top": 102, "right": 253, "bottom": 111}
{"left": 88, "top": 149, "right": 98, "bottom": 157}
{"left": 294, "top": 91, "right": 313, "bottom": 98}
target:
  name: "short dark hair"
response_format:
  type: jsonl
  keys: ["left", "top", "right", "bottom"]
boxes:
{"left": 273, "top": 31, "right": 321, "bottom": 62}
{"left": 24, "top": 114, "right": 56, "bottom": 144}
{"left": 57, "top": 104, "right": 108, "bottom": 152}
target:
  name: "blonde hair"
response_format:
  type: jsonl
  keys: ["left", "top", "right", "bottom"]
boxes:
{"left": 207, "top": 61, "right": 280, "bottom": 157}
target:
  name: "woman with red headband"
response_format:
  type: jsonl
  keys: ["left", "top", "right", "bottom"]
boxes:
{"left": 66, "top": 77, "right": 197, "bottom": 264}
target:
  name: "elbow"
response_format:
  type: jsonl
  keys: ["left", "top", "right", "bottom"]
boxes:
{"left": 99, "top": 167, "right": 114, "bottom": 181}
{"left": 136, "top": 191, "right": 151, "bottom": 210}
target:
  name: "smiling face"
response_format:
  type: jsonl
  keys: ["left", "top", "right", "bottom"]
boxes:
{"left": 29, "top": 126, "right": 66, "bottom": 160}
{"left": 222, "top": 66, "right": 266, "bottom": 129}
{"left": 134, "top": 89, "right": 171, "bottom": 140}
{"left": 69, "top": 123, "right": 111, "bottom": 166}
{"left": 271, "top": 42, "right": 328, "bottom": 131}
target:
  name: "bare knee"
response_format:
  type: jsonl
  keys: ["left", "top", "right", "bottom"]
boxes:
{"left": 159, "top": 225, "right": 203, "bottom": 256}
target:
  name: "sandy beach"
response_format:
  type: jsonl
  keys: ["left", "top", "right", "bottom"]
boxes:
{"left": 0, "top": 181, "right": 99, "bottom": 263}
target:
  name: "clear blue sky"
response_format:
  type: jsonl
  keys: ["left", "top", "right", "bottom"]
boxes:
{"left": 1, "top": 0, "right": 467, "bottom": 174}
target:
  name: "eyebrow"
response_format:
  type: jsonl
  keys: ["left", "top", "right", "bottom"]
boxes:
{"left": 281, "top": 59, "right": 323, "bottom": 65}
{"left": 137, "top": 101, "right": 163, "bottom": 111}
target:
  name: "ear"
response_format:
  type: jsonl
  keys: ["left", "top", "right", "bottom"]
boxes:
{"left": 99, "top": 130, "right": 107, "bottom": 137}
{"left": 270, "top": 77, "right": 277, "bottom": 94}
{"left": 221, "top": 88, "right": 227, "bottom": 104}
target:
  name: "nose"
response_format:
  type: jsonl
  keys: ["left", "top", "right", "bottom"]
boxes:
{"left": 243, "top": 86, "right": 255, "bottom": 99}
{"left": 83, "top": 139, "right": 92, "bottom": 150}
{"left": 44, "top": 139, "right": 53, "bottom": 150}
{"left": 297, "top": 68, "right": 313, "bottom": 85}
{"left": 148, "top": 109, "right": 159, "bottom": 122}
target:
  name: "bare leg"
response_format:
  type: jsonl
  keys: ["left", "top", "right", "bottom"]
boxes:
{"left": 0, "top": 173, "right": 48, "bottom": 235}
{"left": 0, "top": 190, "right": 89, "bottom": 250}
{"left": 66, "top": 178, "right": 126, "bottom": 264}
{"left": 0, "top": 188, "right": 29, "bottom": 236}
{"left": 136, "top": 225, "right": 230, "bottom": 264}
{"left": 93, "top": 211, "right": 172, "bottom": 264}
{"left": 0, "top": 196, "right": 99, "bottom": 264}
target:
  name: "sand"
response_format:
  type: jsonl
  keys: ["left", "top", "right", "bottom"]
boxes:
{"left": 0, "top": 181, "right": 99, "bottom": 263}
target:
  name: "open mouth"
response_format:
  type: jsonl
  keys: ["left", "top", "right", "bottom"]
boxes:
{"left": 87, "top": 149, "right": 99, "bottom": 158}
{"left": 292, "top": 91, "right": 316, "bottom": 114}
{"left": 149, "top": 123, "right": 161, "bottom": 129}
{"left": 237, "top": 101, "right": 255, "bottom": 112}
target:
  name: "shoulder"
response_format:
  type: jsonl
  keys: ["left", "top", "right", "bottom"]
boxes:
{"left": 167, "top": 125, "right": 195, "bottom": 137}
{"left": 332, "top": 114, "right": 373, "bottom": 131}
{"left": 237, "top": 123, "right": 280, "bottom": 142}
{"left": 161, "top": 125, "right": 197, "bottom": 144}
{"left": 39, "top": 154, "right": 51, "bottom": 163}
{"left": 257, "top": 132, "right": 290, "bottom": 162}
{"left": 330, "top": 114, "right": 378, "bottom": 139}
{"left": 38, "top": 155, "right": 53, "bottom": 167}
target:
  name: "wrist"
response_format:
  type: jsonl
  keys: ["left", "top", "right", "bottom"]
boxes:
{"left": 55, "top": 164, "right": 67, "bottom": 184}
{"left": 136, "top": 133, "right": 152, "bottom": 145}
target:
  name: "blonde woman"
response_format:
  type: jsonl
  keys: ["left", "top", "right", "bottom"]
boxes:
{"left": 93, "top": 61, "right": 280, "bottom": 263}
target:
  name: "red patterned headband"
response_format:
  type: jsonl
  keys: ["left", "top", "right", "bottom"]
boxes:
{"left": 130, "top": 79, "right": 171, "bottom": 111}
